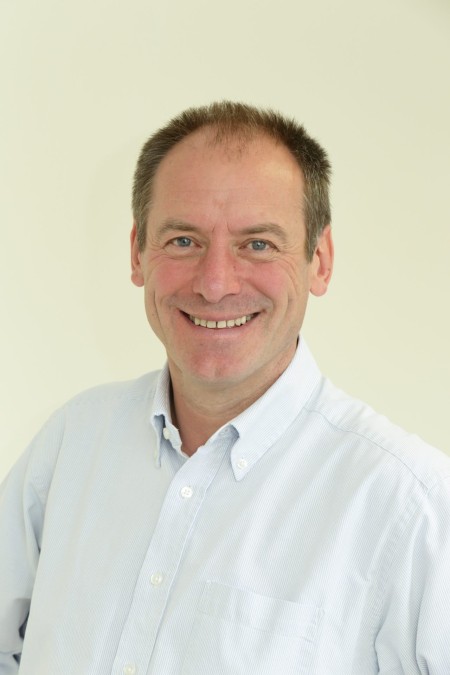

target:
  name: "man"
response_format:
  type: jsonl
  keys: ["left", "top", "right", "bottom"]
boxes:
{"left": 1, "top": 102, "right": 449, "bottom": 674}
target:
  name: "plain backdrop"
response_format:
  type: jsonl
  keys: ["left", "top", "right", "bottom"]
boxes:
{"left": 1, "top": 0, "right": 449, "bottom": 480}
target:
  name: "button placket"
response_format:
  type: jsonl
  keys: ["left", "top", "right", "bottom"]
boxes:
{"left": 112, "top": 432, "right": 232, "bottom": 675}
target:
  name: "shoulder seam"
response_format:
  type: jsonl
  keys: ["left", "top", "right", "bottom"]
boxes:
{"left": 303, "top": 403, "right": 446, "bottom": 490}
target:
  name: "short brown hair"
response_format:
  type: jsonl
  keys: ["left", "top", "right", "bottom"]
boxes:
{"left": 132, "top": 101, "right": 331, "bottom": 260}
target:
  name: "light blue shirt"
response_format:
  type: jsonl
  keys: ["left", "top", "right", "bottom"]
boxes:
{"left": 1, "top": 340, "right": 450, "bottom": 674}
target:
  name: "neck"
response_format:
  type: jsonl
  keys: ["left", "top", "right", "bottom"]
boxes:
{"left": 168, "top": 349, "right": 296, "bottom": 456}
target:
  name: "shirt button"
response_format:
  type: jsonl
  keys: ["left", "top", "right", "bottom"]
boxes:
{"left": 180, "top": 486, "right": 193, "bottom": 499}
{"left": 123, "top": 665, "right": 136, "bottom": 675}
{"left": 150, "top": 572, "right": 164, "bottom": 586}
{"left": 163, "top": 427, "right": 170, "bottom": 440}
{"left": 237, "top": 458, "right": 248, "bottom": 470}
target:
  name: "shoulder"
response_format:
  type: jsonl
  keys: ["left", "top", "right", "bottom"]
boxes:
{"left": 306, "top": 376, "right": 450, "bottom": 492}
{"left": 3, "top": 371, "right": 162, "bottom": 501}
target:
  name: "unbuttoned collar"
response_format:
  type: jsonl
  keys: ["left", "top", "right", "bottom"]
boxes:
{"left": 150, "top": 338, "right": 322, "bottom": 477}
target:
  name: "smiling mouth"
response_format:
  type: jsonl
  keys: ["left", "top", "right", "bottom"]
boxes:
{"left": 187, "top": 313, "right": 257, "bottom": 329}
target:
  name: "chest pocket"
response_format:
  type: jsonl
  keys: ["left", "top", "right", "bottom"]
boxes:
{"left": 181, "top": 581, "right": 322, "bottom": 675}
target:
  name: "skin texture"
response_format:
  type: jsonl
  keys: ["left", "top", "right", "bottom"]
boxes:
{"left": 131, "top": 130, "right": 333, "bottom": 454}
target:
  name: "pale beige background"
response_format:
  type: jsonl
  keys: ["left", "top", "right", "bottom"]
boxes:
{"left": 1, "top": 0, "right": 449, "bottom": 479}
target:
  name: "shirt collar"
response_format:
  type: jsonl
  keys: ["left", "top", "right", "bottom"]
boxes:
{"left": 228, "top": 338, "right": 322, "bottom": 479}
{"left": 150, "top": 365, "right": 182, "bottom": 467}
{"left": 150, "top": 338, "right": 322, "bottom": 476}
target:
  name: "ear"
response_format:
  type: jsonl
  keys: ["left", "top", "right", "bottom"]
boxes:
{"left": 309, "top": 225, "right": 334, "bottom": 297}
{"left": 130, "top": 222, "right": 144, "bottom": 288}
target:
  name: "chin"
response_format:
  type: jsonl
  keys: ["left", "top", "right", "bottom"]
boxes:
{"left": 183, "top": 356, "right": 253, "bottom": 386}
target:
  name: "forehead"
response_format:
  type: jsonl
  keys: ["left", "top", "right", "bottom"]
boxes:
{"left": 153, "top": 129, "right": 304, "bottom": 198}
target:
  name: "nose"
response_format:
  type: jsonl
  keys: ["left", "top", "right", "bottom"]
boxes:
{"left": 192, "top": 244, "right": 241, "bottom": 303}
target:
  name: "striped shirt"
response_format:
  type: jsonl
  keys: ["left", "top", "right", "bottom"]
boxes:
{"left": 1, "top": 339, "right": 450, "bottom": 674}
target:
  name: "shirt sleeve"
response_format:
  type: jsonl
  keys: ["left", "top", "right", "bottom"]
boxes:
{"left": 375, "top": 476, "right": 450, "bottom": 674}
{"left": 0, "top": 412, "right": 63, "bottom": 670}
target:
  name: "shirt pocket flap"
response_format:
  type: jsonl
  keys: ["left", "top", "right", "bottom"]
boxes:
{"left": 182, "top": 581, "right": 322, "bottom": 675}
{"left": 199, "top": 580, "right": 321, "bottom": 640}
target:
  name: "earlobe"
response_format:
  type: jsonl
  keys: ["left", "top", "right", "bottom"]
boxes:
{"left": 310, "top": 225, "right": 334, "bottom": 297}
{"left": 130, "top": 222, "right": 145, "bottom": 288}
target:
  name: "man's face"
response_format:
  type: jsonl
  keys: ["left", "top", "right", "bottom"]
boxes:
{"left": 131, "top": 130, "right": 332, "bottom": 396}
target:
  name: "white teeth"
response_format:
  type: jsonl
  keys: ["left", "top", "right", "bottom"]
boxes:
{"left": 189, "top": 314, "right": 254, "bottom": 329}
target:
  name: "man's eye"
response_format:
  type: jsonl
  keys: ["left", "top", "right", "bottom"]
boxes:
{"left": 248, "top": 240, "right": 270, "bottom": 251}
{"left": 173, "top": 236, "right": 193, "bottom": 247}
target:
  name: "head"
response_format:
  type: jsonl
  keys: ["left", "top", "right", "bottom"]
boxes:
{"left": 132, "top": 101, "right": 331, "bottom": 262}
{"left": 130, "top": 111, "right": 333, "bottom": 401}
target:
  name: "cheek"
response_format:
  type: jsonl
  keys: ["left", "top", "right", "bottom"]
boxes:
{"left": 252, "top": 263, "right": 306, "bottom": 306}
{"left": 147, "top": 259, "right": 193, "bottom": 301}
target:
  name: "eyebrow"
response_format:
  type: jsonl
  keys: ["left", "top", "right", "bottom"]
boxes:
{"left": 156, "top": 218, "right": 289, "bottom": 243}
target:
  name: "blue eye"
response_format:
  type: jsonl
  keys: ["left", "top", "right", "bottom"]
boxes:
{"left": 174, "top": 237, "right": 192, "bottom": 247}
{"left": 249, "top": 240, "right": 269, "bottom": 251}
